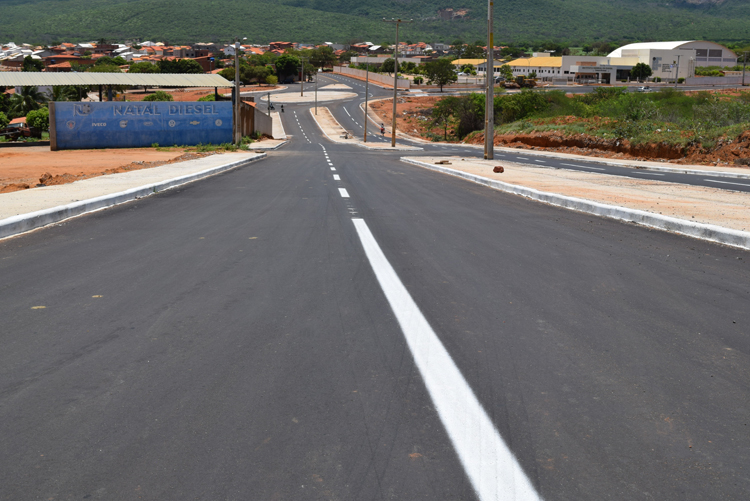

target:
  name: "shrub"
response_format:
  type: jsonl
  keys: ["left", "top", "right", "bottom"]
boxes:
{"left": 26, "top": 107, "right": 49, "bottom": 130}
{"left": 198, "top": 94, "right": 216, "bottom": 101}
{"left": 0, "top": 111, "right": 9, "bottom": 128}
{"left": 143, "top": 91, "right": 174, "bottom": 102}
{"left": 265, "top": 75, "right": 278, "bottom": 85}
{"left": 413, "top": 76, "right": 423, "bottom": 84}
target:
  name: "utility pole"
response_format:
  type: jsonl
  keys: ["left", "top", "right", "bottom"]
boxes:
{"left": 364, "top": 61, "right": 370, "bottom": 143}
{"left": 234, "top": 37, "right": 241, "bottom": 144}
{"left": 674, "top": 55, "right": 681, "bottom": 88}
{"left": 384, "top": 18, "right": 413, "bottom": 147}
{"left": 484, "top": 0, "right": 494, "bottom": 160}
{"left": 743, "top": 52, "right": 747, "bottom": 87}
{"left": 315, "top": 68, "right": 318, "bottom": 115}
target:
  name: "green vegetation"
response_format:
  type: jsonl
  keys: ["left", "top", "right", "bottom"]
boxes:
{"left": 432, "top": 88, "right": 750, "bottom": 150}
{"left": 158, "top": 59, "right": 203, "bottom": 73}
{"left": 197, "top": 94, "right": 216, "bottom": 101}
{"left": 22, "top": 55, "right": 44, "bottom": 72}
{"left": 3, "top": 0, "right": 750, "bottom": 46}
{"left": 424, "top": 59, "right": 458, "bottom": 92}
{"left": 6, "top": 86, "right": 46, "bottom": 119}
{"left": 631, "top": 62, "right": 652, "bottom": 82}
{"left": 142, "top": 90, "right": 174, "bottom": 101}
{"left": 26, "top": 107, "right": 49, "bottom": 130}
{"left": 0, "top": 112, "right": 9, "bottom": 129}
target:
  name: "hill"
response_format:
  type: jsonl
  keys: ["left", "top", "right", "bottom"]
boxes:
{"left": 1, "top": 0, "right": 750, "bottom": 46}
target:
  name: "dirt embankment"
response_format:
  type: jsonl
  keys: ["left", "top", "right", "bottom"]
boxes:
{"left": 463, "top": 130, "right": 750, "bottom": 165}
{"left": 0, "top": 148, "right": 215, "bottom": 194}
{"left": 368, "top": 95, "right": 750, "bottom": 166}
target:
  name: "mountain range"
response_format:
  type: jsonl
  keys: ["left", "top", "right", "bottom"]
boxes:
{"left": 1, "top": 0, "right": 749, "bottom": 46}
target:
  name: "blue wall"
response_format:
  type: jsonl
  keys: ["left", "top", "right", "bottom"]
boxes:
{"left": 52, "top": 101, "right": 232, "bottom": 150}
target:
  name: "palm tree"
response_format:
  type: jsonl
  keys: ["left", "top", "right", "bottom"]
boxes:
{"left": 8, "top": 86, "right": 47, "bottom": 118}
{"left": 51, "top": 85, "right": 83, "bottom": 102}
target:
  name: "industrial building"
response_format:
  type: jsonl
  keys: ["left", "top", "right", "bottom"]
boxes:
{"left": 507, "top": 41, "right": 738, "bottom": 83}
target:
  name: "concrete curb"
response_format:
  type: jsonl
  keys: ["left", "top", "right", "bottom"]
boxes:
{"left": 309, "top": 107, "right": 422, "bottom": 151}
{"left": 0, "top": 153, "right": 267, "bottom": 240}
{"left": 401, "top": 157, "right": 750, "bottom": 251}
{"left": 249, "top": 140, "right": 288, "bottom": 151}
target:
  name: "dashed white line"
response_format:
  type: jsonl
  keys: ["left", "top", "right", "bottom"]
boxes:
{"left": 338, "top": 188, "right": 350, "bottom": 197}
{"left": 561, "top": 163, "right": 605, "bottom": 171}
{"left": 632, "top": 171, "right": 665, "bottom": 176}
{"left": 330, "top": 167, "right": 336, "bottom": 171}
{"left": 534, "top": 159, "right": 546, "bottom": 163}
{"left": 516, "top": 157, "right": 530, "bottom": 160}
{"left": 333, "top": 174, "right": 340, "bottom": 180}
{"left": 351, "top": 218, "right": 542, "bottom": 501}
{"left": 704, "top": 178, "right": 750, "bottom": 187}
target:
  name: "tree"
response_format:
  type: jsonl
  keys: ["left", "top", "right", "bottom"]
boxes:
{"left": 431, "top": 96, "right": 458, "bottom": 140}
{"left": 243, "top": 65, "right": 273, "bottom": 84}
{"left": 7, "top": 87, "right": 46, "bottom": 118}
{"left": 266, "top": 75, "right": 278, "bottom": 85}
{"left": 0, "top": 111, "right": 9, "bottom": 129}
{"left": 218, "top": 68, "right": 235, "bottom": 82}
{"left": 460, "top": 63, "right": 476, "bottom": 75}
{"left": 51, "top": 85, "right": 84, "bottom": 101}
{"left": 95, "top": 56, "right": 126, "bottom": 67}
{"left": 274, "top": 53, "right": 300, "bottom": 80}
{"left": 631, "top": 62, "right": 652, "bottom": 82}
{"left": 87, "top": 64, "right": 122, "bottom": 73}
{"left": 158, "top": 58, "right": 203, "bottom": 74}
{"left": 128, "top": 61, "right": 159, "bottom": 74}
{"left": 310, "top": 46, "right": 337, "bottom": 69}
{"left": 26, "top": 107, "right": 49, "bottom": 130}
{"left": 424, "top": 59, "right": 458, "bottom": 91}
{"left": 22, "top": 55, "right": 44, "bottom": 72}
{"left": 451, "top": 39, "right": 465, "bottom": 59}
{"left": 380, "top": 58, "right": 395, "bottom": 74}
{"left": 463, "top": 42, "right": 484, "bottom": 59}
{"left": 499, "top": 65, "right": 513, "bottom": 81}
{"left": 143, "top": 91, "right": 174, "bottom": 101}
{"left": 303, "top": 62, "right": 316, "bottom": 81}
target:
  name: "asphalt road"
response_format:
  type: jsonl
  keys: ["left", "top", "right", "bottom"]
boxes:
{"left": 1, "top": 84, "right": 750, "bottom": 500}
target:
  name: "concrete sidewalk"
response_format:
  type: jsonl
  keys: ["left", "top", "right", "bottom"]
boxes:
{"left": 403, "top": 156, "right": 750, "bottom": 250}
{"left": 1, "top": 152, "right": 265, "bottom": 239}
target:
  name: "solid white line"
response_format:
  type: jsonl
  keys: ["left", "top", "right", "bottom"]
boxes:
{"left": 344, "top": 108, "right": 351, "bottom": 116}
{"left": 560, "top": 163, "right": 605, "bottom": 171}
{"left": 338, "top": 188, "right": 349, "bottom": 197}
{"left": 632, "top": 171, "right": 665, "bottom": 176}
{"left": 333, "top": 174, "right": 340, "bottom": 180}
{"left": 704, "top": 178, "right": 750, "bottom": 187}
{"left": 351, "top": 218, "right": 541, "bottom": 501}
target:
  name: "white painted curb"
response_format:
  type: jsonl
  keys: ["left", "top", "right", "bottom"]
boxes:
{"left": 402, "top": 157, "right": 750, "bottom": 250}
{"left": 0, "top": 153, "right": 266, "bottom": 240}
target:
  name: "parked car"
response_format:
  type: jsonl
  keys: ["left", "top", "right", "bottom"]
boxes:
{"left": 636, "top": 86, "right": 651, "bottom": 92}
{"left": 457, "top": 72, "right": 467, "bottom": 76}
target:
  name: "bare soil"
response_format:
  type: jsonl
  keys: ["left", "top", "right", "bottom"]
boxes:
{"left": 0, "top": 146, "right": 215, "bottom": 194}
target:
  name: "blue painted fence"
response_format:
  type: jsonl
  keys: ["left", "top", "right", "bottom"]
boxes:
{"left": 51, "top": 101, "right": 232, "bottom": 150}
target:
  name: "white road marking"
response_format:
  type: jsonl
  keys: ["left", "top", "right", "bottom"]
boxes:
{"left": 338, "top": 188, "right": 350, "bottom": 197}
{"left": 632, "top": 171, "right": 665, "bottom": 176}
{"left": 352, "top": 218, "right": 542, "bottom": 501}
{"left": 331, "top": 167, "right": 336, "bottom": 171}
{"left": 704, "top": 178, "right": 750, "bottom": 187}
{"left": 344, "top": 108, "right": 351, "bottom": 116}
{"left": 333, "top": 174, "right": 340, "bottom": 180}
{"left": 516, "top": 156, "right": 530, "bottom": 160}
{"left": 534, "top": 160, "right": 546, "bottom": 163}
{"left": 560, "top": 163, "right": 605, "bottom": 171}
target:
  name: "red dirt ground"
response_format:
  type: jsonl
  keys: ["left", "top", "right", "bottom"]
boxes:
{"left": 0, "top": 147, "right": 216, "bottom": 194}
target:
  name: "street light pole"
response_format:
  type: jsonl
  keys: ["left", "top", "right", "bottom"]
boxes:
{"left": 364, "top": 62, "right": 369, "bottom": 143}
{"left": 384, "top": 18, "right": 413, "bottom": 147}
{"left": 743, "top": 52, "right": 748, "bottom": 87}
{"left": 674, "top": 55, "right": 681, "bottom": 88}
{"left": 484, "top": 0, "right": 494, "bottom": 160}
{"left": 315, "top": 69, "right": 318, "bottom": 115}
{"left": 234, "top": 37, "right": 241, "bottom": 144}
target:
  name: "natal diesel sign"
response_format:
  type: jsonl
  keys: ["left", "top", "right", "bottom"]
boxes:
{"left": 50, "top": 101, "right": 232, "bottom": 150}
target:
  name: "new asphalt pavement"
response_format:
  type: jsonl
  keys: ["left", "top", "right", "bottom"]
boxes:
{"left": 1, "top": 80, "right": 749, "bottom": 500}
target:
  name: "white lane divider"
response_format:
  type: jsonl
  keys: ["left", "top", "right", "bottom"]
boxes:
{"left": 338, "top": 188, "right": 350, "bottom": 198}
{"left": 344, "top": 107, "right": 351, "bottom": 116}
{"left": 351, "top": 219, "right": 542, "bottom": 501}
{"left": 561, "top": 163, "right": 605, "bottom": 171}
{"left": 516, "top": 157, "right": 530, "bottom": 160}
{"left": 333, "top": 174, "right": 340, "bottom": 180}
{"left": 534, "top": 160, "right": 546, "bottom": 163}
{"left": 704, "top": 178, "right": 750, "bottom": 187}
{"left": 331, "top": 167, "right": 336, "bottom": 171}
{"left": 632, "top": 171, "right": 665, "bottom": 176}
